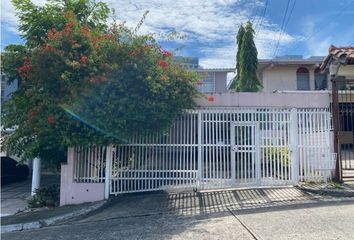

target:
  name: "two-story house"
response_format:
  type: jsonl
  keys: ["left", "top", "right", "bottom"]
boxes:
{"left": 227, "top": 55, "right": 329, "bottom": 93}
{"left": 258, "top": 56, "right": 328, "bottom": 92}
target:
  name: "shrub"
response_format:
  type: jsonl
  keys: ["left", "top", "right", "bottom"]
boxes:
{"left": 265, "top": 147, "right": 290, "bottom": 166}
{"left": 27, "top": 185, "right": 60, "bottom": 208}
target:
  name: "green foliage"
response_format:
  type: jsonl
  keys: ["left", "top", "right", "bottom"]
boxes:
{"left": 234, "top": 21, "right": 262, "bottom": 92}
{"left": 1, "top": 0, "right": 199, "bottom": 169}
{"left": 27, "top": 185, "right": 60, "bottom": 208}
{"left": 266, "top": 147, "right": 290, "bottom": 166}
{"left": 12, "top": 0, "right": 109, "bottom": 48}
{"left": 0, "top": 45, "right": 28, "bottom": 83}
{"left": 230, "top": 25, "right": 245, "bottom": 90}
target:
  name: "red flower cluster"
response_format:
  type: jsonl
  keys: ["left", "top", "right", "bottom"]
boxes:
{"left": 47, "top": 115, "right": 56, "bottom": 125}
{"left": 17, "top": 57, "right": 31, "bottom": 79}
{"left": 103, "top": 33, "right": 112, "bottom": 40}
{"left": 99, "top": 76, "right": 108, "bottom": 83}
{"left": 80, "top": 55, "right": 88, "bottom": 64}
{"left": 207, "top": 96, "right": 214, "bottom": 102}
{"left": 160, "top": 75, "right": 168, "bottom": 81}
{"left": 28, "top": 110, "right": 37, "bottom": 122}
{"left": 162, "top": 50, "right": 172, "bottom": 57}
{"left": 129, "top": 51, "right": 138, "bottom": 57}
{"left": 158, "top": 60, "right": 169, "bottom": 68}
{"left": 64, "top": 22, "right": 73, "bottom": 35}
{"left": 46, "top": 44, "right": 54, "bottom": 52}
{"left": 81, "top": 25, "right": 91, "bottom": 36}
{"left": 64, "top": 11, "right": 74, "bottom": 20}
{"left": 47, "top": 28, "right": 58, "bottom": 40}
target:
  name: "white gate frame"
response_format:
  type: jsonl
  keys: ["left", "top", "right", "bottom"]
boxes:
{"left": 97, "top": 107, "right": 333, "bottom": 197}
{"left": 230, "top": 122, "right": 261, "bottom": 186}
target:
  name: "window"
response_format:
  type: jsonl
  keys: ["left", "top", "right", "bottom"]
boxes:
{"left": 198, "top": 72, "right": 215, "bottom": 93}
{"left": 314, "top": 68, "right": 327, "bottom": 90}
{"left": 296, "top": 67, "right": 310, "bottom": 90}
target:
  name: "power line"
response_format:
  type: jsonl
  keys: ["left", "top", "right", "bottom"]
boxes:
{"left": 295, "top": 0, "right": 354, "bottom": 55}
{"left": 249, "top": 1, "right": 260, "bottom": 24}
{"left": 283, "top": 0, "right": 296, "bottom": 35}
{"left": 272, "top": 0, "right": 291, "bottom": 58}
{"left": 255, "top": 0, "right": 269, "bottom": 36}
{"left": 273, "top": 0, "right": 296, "bottom": 57}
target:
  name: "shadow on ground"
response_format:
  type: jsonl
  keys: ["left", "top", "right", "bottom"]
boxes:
{"left": 78, "top": 186, "right": 338, "bottom": 222}
{"left": 4, "top": 186, "right": 354, "bottom": 240}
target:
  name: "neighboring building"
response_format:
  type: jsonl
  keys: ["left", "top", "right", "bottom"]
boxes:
{"left": 195, "top": 68, "right": 234, "bottom": 94}
{"left": 258, "top": 55, "right": 328, "bottom": 92}
{"left": 173, "top": 56, "right": 200, "bottom": 69}
{"left": 320, "top": 45, "right": 354, "bottom": 181}
{"left": 173, "top": 56, "right": 234, "bottom": 94}
{"left": 1, "top": 75, "right": 18, "bottom": 104}
{"left": 320, "top": 45, "right": 354, "bottom": 81}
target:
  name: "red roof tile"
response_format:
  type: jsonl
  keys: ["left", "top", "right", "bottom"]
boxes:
{"left": 320, "top": 45, "right": 354, "bottom": 70}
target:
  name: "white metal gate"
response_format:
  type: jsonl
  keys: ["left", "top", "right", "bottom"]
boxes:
{"left": 231, "top": 123, "right": 260, "bottom": 186}
{"left": 71, "top": 107, "right": 334, "bottom": 195}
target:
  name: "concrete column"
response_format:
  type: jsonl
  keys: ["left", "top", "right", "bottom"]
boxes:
{"left": 31, "top": 157, "right": 41, "bottom": 196}
{"left": 104, "top": 146, "right": 113, "bottom": 199}
{"left": 309, "top": 68, "right": 315, "bottom": 90}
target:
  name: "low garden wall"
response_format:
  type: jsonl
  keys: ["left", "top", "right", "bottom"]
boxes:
{"left": 60, "top": 148, "right": 105, "bottom": 206}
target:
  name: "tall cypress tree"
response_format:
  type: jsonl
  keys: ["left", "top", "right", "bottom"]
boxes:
{"left": 231, "top": 24, "right": 245, "bottom": 90}
{"left": 236, "top": 21, "right": 262, "bottom": 92}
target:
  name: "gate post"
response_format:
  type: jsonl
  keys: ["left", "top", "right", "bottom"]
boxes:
{"left": 290, "top": 108, "right": 299, "bottom": 184}
{"left": 197, "top": 111, "right": 202, "bottom": 188}
{"left": 104, "top": 145, "right": 113, "bottom": 199}
{"left": 331, "top": 79, "right": 342, "bottom": 182}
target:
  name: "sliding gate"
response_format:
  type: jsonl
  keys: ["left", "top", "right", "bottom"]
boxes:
{"left": 97, "top": 108, "right": 331, "bottom": 194}
{"left": 71, "top": 108, "right": 333, "bottom": 195}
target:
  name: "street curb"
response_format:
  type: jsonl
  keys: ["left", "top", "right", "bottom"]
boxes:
{"left": 297, "top": 186, "right": 354, "bottom": 198}
{"left": 1, "top": 201, "right": 106, "bottom": 234}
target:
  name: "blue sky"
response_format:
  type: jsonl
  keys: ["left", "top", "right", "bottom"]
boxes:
{"left": 1, "top": 0, "right": 354, "bottom": 68}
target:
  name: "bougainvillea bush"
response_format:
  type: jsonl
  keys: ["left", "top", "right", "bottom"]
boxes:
{"left": 1, "top": 0, "right": 199, "bottom": 168}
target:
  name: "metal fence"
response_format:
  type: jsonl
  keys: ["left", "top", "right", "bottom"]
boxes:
{"left": 332, "top": 78, "right": 354, "bottom": 182}
{"left": 72, "top": 107, "right": 334, "bottom": 195}
{"left": 73, "top": 146, "right": 106, "bottom": 183}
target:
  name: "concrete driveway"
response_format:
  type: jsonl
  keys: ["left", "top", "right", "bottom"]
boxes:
{"left": 3, "top": 186, "right": 354, "bottom": 239}
{"left": 1, "top": 174, "right": 60, "bottom": 216}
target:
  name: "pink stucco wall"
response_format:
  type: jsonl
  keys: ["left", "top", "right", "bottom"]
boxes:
{"left": 196, "top": 91, "right": 331, "bottom": 108}
{"left": 60, "top": 148, "right": 105, "bottom": 206}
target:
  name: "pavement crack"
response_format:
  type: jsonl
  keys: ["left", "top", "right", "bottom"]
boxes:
{"left": 226, "top": 207, "right": 262, "bottom": 240}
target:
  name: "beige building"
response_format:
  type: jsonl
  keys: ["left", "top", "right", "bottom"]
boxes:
{"left": 257, "top": 56, "right": 329, "bottom": 92}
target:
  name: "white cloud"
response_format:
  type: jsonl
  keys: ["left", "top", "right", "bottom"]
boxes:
{"left": 1, "top": 0, "right": 300, "bottom": 67}
{"left": 1, "top": 0, "right": 47, "bottom": 34}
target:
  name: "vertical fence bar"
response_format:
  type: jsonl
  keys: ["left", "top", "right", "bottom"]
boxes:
{"left": 197, "top": 111, "right": 202, "bottom": 188}
{"left": 290, "top": 108, "right": 299, "bottom": 184}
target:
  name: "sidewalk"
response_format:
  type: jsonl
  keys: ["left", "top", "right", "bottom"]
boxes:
{"left": 1, "top": 200, "right": 106, "bottom": 233}
{"left": 1, "top": 174, "right": 60, "bottom": 217}
{"left": 297, "top": 182, "right": 354, "bottom": 197}
{"left": 3, "top": 184, "right": 354, "bottom": 235}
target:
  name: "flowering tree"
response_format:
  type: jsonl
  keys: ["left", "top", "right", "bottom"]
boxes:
{"left": 1, "top": 0, "right": 199, "bottom": 168}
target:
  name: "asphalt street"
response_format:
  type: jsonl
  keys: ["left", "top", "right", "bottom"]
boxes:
{"left": 2, "top": 187, "right": 354, "bottom": 240}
